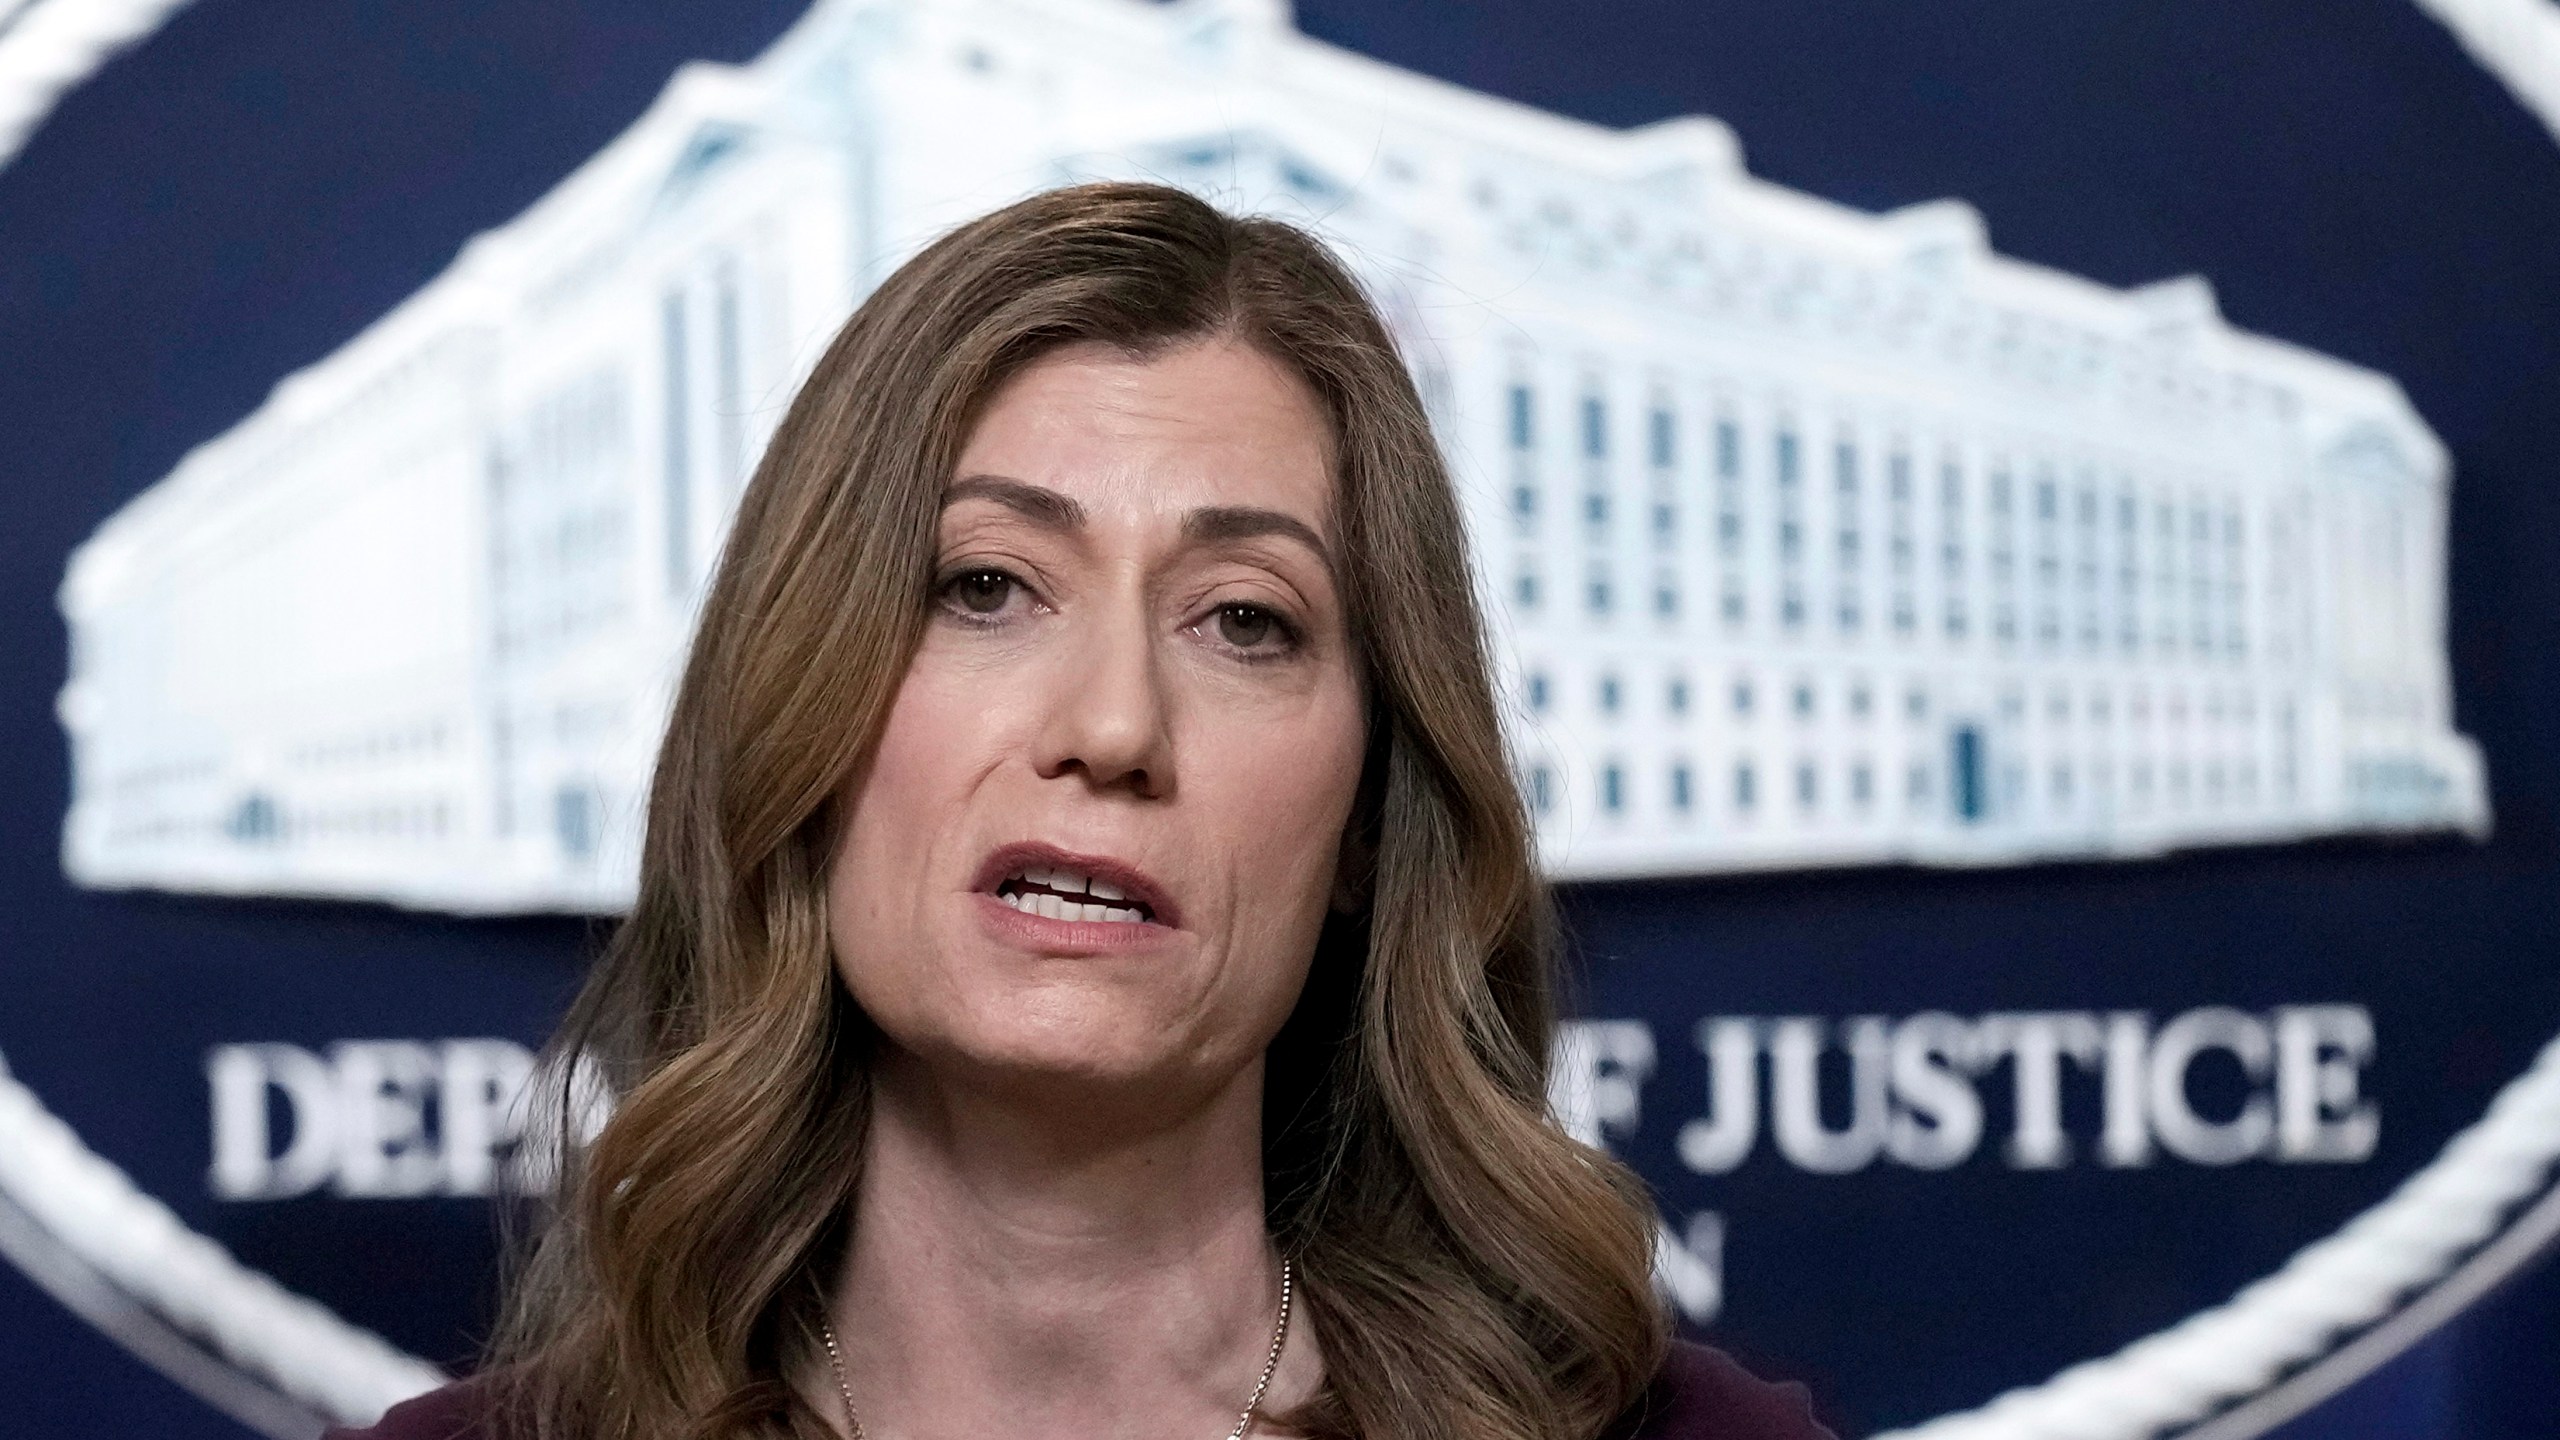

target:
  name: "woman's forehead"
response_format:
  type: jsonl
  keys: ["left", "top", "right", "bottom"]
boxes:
{"left": 952, "top": 338, "right": 1337, "bottom": 529}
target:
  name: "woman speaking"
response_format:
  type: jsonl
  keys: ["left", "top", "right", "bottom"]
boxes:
{"left": 337, "top": 183, "right": 1828, "bottom": 1440}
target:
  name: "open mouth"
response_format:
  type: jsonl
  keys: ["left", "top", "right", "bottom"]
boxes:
{"left": 993, "top": 863, "right": 1158, "bottom": 924}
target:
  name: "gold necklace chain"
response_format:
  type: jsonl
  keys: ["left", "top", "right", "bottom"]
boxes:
{"left": 819, "top": 1257, "right": 1294, "bottom": 1440}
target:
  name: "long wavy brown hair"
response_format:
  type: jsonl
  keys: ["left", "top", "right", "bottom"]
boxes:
{"left": 490, "top": 181, "right": 1667, "bottom": 1440}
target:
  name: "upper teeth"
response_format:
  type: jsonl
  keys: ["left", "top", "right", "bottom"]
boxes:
{"left": 1002, "top": 865, "right": 1145, "bottom": 922}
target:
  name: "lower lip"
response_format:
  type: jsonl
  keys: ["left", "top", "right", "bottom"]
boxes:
{"left": 971, "top": 891, "right": 1180, "bottom": 956}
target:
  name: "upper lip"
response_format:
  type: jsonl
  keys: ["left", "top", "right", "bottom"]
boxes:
{"left": 970, "top": 841, "right": 1182, "bottom": 928}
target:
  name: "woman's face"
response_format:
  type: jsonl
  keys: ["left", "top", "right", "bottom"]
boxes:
{"left": 827, "top": 337, "right": 1367, "bottom": 1117}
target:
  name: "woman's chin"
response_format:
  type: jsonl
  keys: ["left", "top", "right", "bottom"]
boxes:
{"left": 909, "top": 1017, "right": 1243, "bottom": 1116}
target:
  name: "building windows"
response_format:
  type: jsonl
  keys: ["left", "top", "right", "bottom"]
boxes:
{"left": 1835, "top": 438, "right": 1859, "bottom": 498}
{"left": 1795, "top": 761, "right": 1819, "bottom": 810}
{"left": 1940, "top": 456, "right": 1969, "bottom": 641}
{"left": 1515, "top": 567, "right": 1540, "bottom": 609}
{"left": 229, "top": 792, "right": 282, "bottom": 843}
{"left": 1586, "top": 568, "right": 1613, "bottom": 615}
{"left": 1581, "top": 393, "right": 1613, "bottom": 534}
{"left": 1989, "top": 468, "right": 2018, "bottom": 645}
{"left": 1734, "top": 761, "right": 1758, "bottom": 812}
{"left": 1653, "top": 582, "right": 1678, "bottom": 617}
{"left": 1713, "top": 414, "right": 1745, "bottom": 616}
{"left": 1668, "top": 676, "right": 1691, "bottom": 715}
{"left": 2154, "top": 498, "right": 2180, "bottom": 652}
{"left": 2116, "top": 488, "right": 2142, "bottom": 652}
{"left": 1649, "top": 408, "right": 1675, "bottom": 468}
{"left": 1508, "top": 384, "right": 1535, "bottom": 450}
{"left": 660, "top": 289, "right": 691, "bottom": 596}
{"left": 2074, "top": 484, "right": 2101, "bottom": 651}
{"left": 1833, "top": 436, "right": 1862, "bottom": 639}
{"left": 555, "top": 783, "right": 601, "bottom": 861}
{"left": 1527, "top": 672, "right": 1550, "bottom": 712}
{"left": 1849, "top": 683, "right": 1872, "bottom": 719}
{"left": 1599, "top": 674, "right": 1622, "bottom": 714}
{"left": 2032, "top": 467, "right": 2062, "bottom": 650}
{"left": 1513, "top": 483, "right": 1537, "bottom": 523}
{"left": 1530, "top": 764, "right": 1555, "bottom": 814}
{"left": 1671, "top": 763, "right": 1693, "bottom": 812}
{"left": 1602, "top": 762, "right": 1625, "bottom": 813}
{"left": 1792, "top": 682, "right": 1816, "bottom": 719}
{"left": 1776, "top": 428, "right": 1808, "bottom": 612}
{"left": 713, "top": 258, "right": 746, "bottom": 488}
{"left": 1889, "top": 449, "right": 1915, "bottom": 636}
{"left": 1850, "top": 762, "right": 1874, "bottom": 808}
{"left": 1952, "top": 725, "right": 1988, "bottom": 822}
{"left": 2222, "top": 505, "right": 2248, "bottom": 657}
{"left": 1732, "top": 678, "right": 1755, "bottom": 716}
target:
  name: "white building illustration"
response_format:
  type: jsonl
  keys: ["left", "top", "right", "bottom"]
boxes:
{"left": 55, "top": 0, "right": 2489, "bottom": 913}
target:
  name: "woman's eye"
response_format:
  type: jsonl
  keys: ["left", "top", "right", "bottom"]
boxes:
{"left": 1212, "top": 603, "right": 1285, "bottom": 650}
{"left": 943, "top": 569, "right": 1016, "bottom": 616}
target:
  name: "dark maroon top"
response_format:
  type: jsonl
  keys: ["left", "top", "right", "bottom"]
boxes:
{"left": 326, "top": 1341, "right": 1830, "bottom": 1440}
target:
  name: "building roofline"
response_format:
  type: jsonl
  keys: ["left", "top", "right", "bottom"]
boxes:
{"left": 65, "top": 0, "right": 2457, "bottom": 612}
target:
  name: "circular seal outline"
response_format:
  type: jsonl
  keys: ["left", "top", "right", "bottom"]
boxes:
{"left": 3, "top": 1, "right": 2557, "bottom": 1434}
{"left": 2, "top": 1029, "right": 2556, "bottom": 1437}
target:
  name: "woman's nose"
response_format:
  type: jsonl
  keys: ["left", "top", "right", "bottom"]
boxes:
{"left": 1032, "top": 602, "right": 1175, "bottom": 799}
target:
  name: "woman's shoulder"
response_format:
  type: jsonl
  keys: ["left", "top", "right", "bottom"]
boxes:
{"left": 1615, "top": 1339, "right": 1836, "bottom": 1440}
{"left": 322, "top": 1379, "right": 499, "bottom": 1440}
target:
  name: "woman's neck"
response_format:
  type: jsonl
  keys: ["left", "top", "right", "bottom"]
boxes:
{"left": 821, "top": 1048, "right": 1317, "bottom": 1440}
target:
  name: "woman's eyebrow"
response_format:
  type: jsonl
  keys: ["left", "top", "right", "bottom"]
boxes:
{"left": 944, "top": 474, "right": 1086, "bottom": 530}
{"left": 1182, "top": 505, "right": 1338, "bottom": 587}
{"left": 946, "top": 478, "right": 1336, "bottom": 586}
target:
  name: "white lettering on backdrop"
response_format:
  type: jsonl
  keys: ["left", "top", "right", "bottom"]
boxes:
{"left": 1551, "top": 1004, "right": 2378, "bottom": 1326}
{"left": 1550, "top": 1004, "right": 2379, "bottom": 1179}
{"left": 206, "top": 1039, "right": 609, "bottom": 1200}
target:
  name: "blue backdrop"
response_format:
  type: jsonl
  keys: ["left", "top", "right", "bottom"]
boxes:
{"left": 2, "top": 1, "right": 2555, "bottom": 1436}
